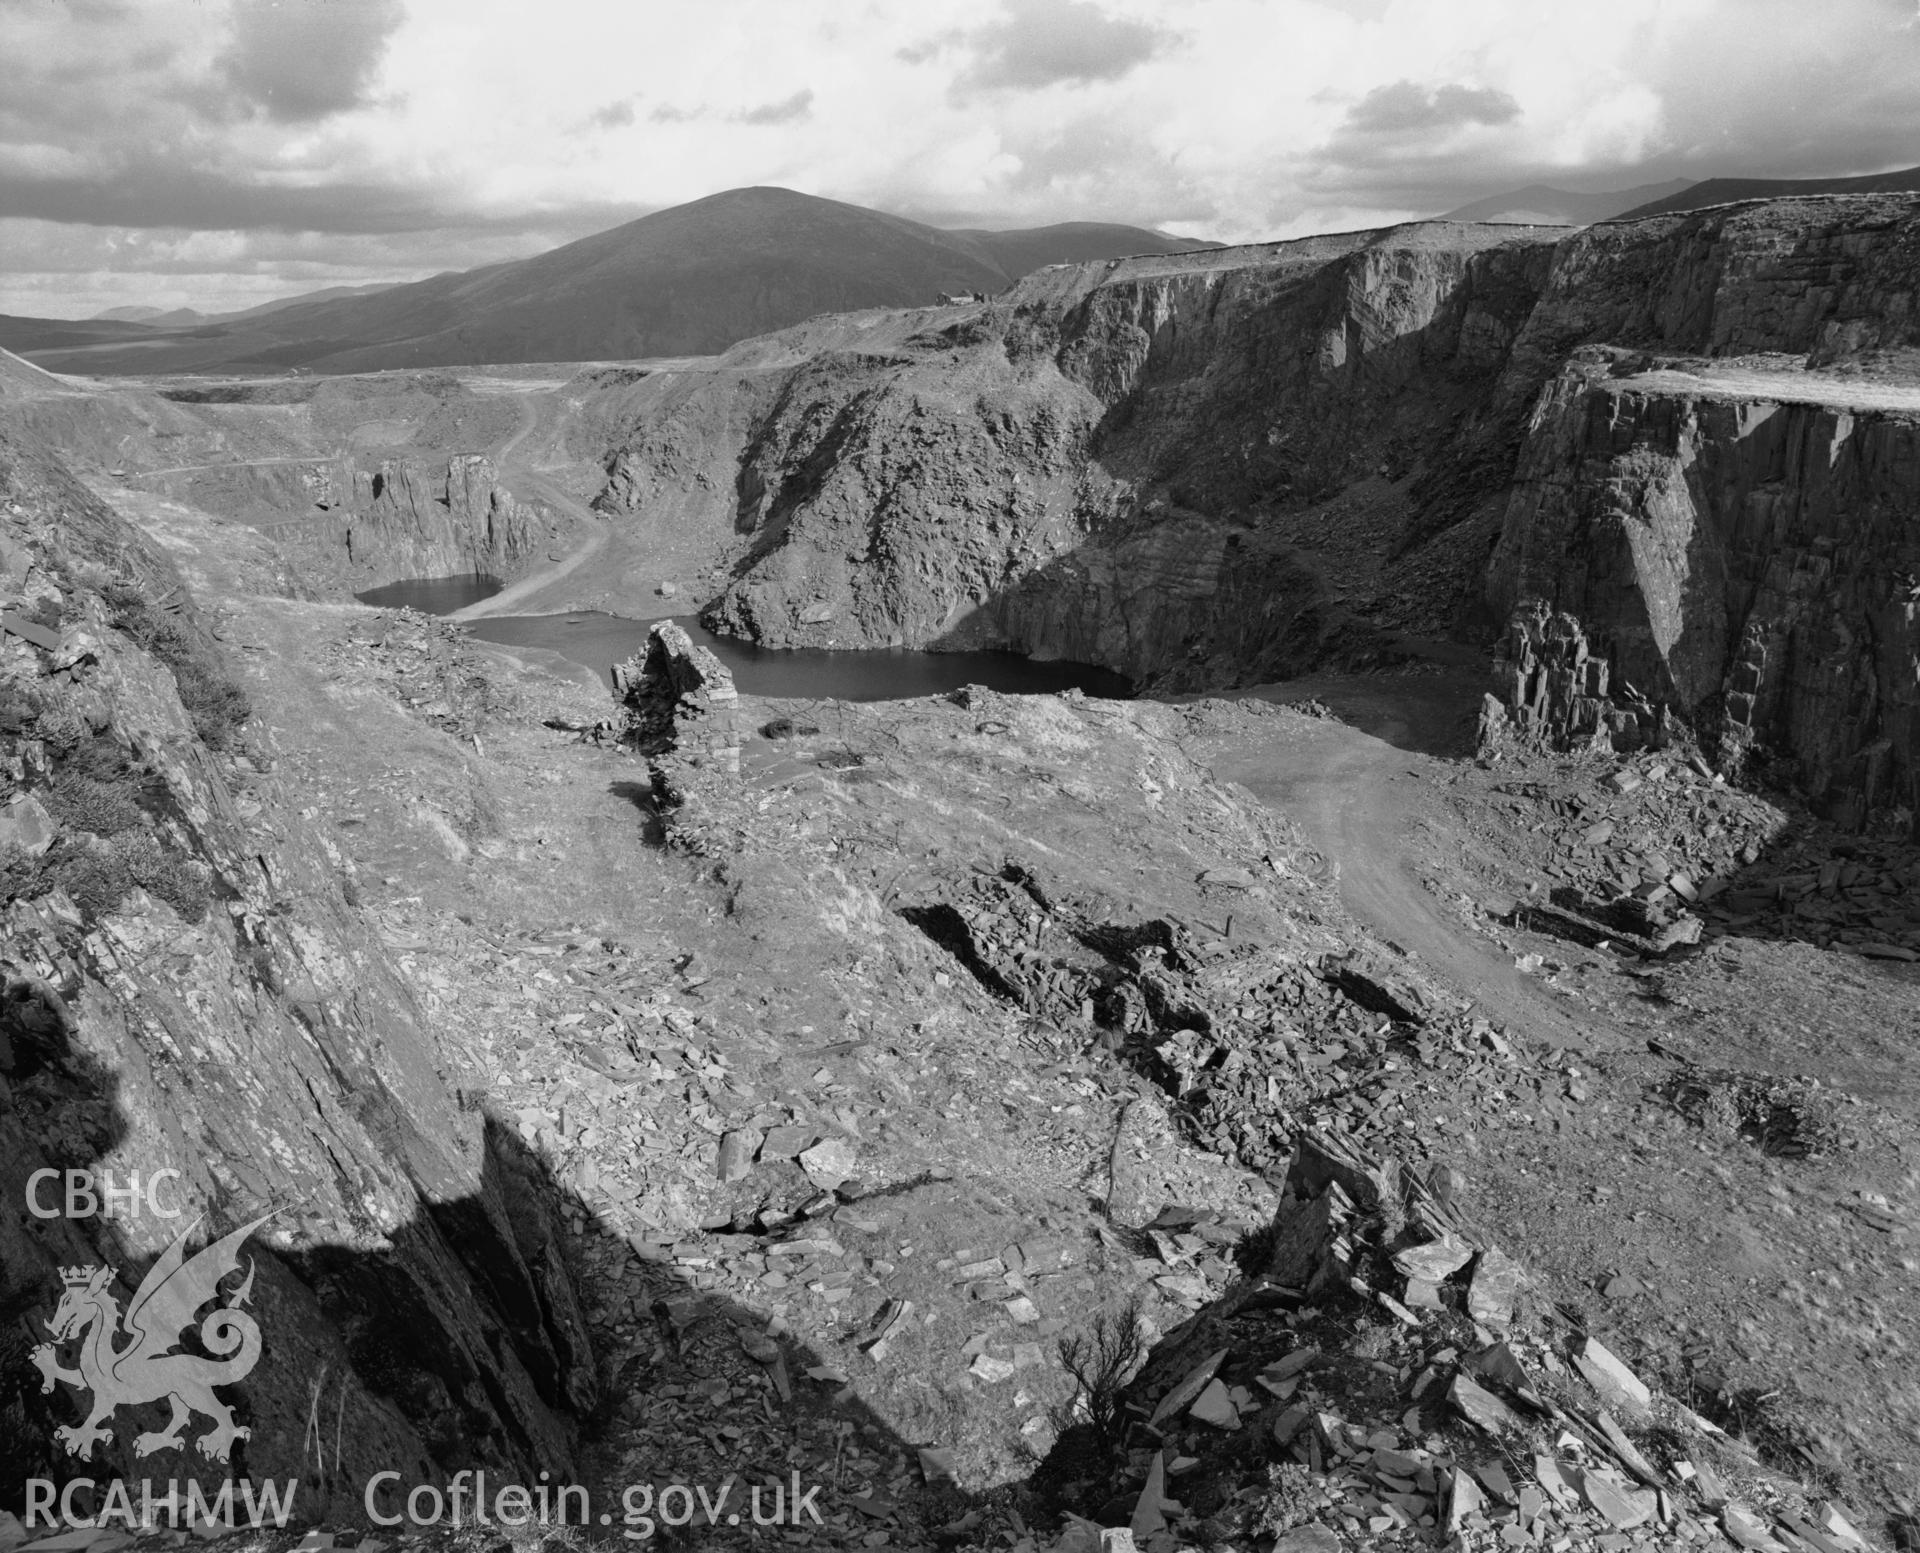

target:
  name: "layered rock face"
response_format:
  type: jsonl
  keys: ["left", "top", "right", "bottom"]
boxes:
{"left": 0, "top": 430, "right": 593, "bottom": 1513}
{"left": 337, "top": 454, "right": 560, "bottom": 586}
{"left": 1489, "top": 359, "right": 1920, "bottom": 828}
{"left": 671, "top": 229, "right": 1556, "bottom": 681}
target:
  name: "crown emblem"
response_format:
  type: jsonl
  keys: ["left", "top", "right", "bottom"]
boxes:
{"left": 58, "top": 1266, "right": 109, "bottom": 1287}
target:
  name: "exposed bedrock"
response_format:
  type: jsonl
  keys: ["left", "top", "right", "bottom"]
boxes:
{"left": 0, "top": 430, "right": 593, "bottom": 1508}
{"left": 587, "top": 226, "right": 1556, "bottom": 677}
{"left": 268, "top": 452, "right": 574, "bottom": 591}
{"left": 1489, "top": 361, "right": 1920, "bottom": 828}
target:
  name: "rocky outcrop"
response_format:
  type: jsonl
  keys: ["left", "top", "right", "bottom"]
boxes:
{"left": 0, "top": 428, "right": 593, "bottom": 1517}
{"left": 621, "top": 225, "right": 1559, "bottom": 681}
{"left": 1478, "top": 602, "right": 1671, "bottom": 755}
{"left": 614, "top": 622, "right": 742, "bottom": 805}
{"left": 337, "top": 454, "right": 558, "bottom": 585}
{"left": 1489, "top": 358, "right": 1920, "bottom": 829}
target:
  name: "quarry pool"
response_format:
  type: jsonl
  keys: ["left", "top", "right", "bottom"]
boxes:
{"left": 458, "top": 609, "right": 1135, "bottom": 701}
{"left": 356, "top": 574, "right": 503, "bottom": 612}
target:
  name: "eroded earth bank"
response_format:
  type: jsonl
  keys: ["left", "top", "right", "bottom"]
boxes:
{"left": 2, "top": 194, "right": 1918, "bottom": 1553}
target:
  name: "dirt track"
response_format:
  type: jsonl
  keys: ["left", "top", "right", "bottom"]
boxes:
{"left": 1196, "top": 671, "right": 1600, "bottom": 1051}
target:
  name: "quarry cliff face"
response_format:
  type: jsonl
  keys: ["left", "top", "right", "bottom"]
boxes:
{"left": 0, "top": 430, "right": 592, "bottom": 1506}
{"left": 1489, "top": 360, "right": 1920, "bottom": 826}
{"left": 589, "top": 193, "right": 1920, "bottom": 826}
{"left": 600, "top": 225, "right": 1557, "bottom": 679}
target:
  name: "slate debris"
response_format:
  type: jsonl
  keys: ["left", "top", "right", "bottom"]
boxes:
{"left": 895, "top": 861, "right": 1551, "bottom": 1183}
{"left": 1475, "top": 744, "right": 1920, "bottom": 963}
{"left": 1026, "top": 1127, "right": 1884, "bottom": 1553}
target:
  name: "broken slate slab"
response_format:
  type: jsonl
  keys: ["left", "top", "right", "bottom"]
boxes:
{"left": 1466, "top": 1245, "right": 1522, "bottom": 1329}
{"left": 758, "top": 1125, "right": 816, "bottom": 1159}
{"left": 1272, "top": 1404, "right": 1312, "bottom": 1446}
{"left": 1393, "top": 1232, "right": 1473, "bottom": 1283}
{"left": 1148, "top": 1347, "right": 1228, "bottom": 1426}
{"left": 1722, "top": 1506, "right": 1790, "bottom": 1551}
{"left": 1595, "top": 1409, "right": 1662, "bottom": 1486}
{"left": 969, "top": 1353, "right": 1016, "bottom": 1383}
{"left": 1129, "top": 1451, "right": 1169, "bottom": 1540}
{"left": 1187, "top": 1378, "right": 1241, "bottom": 1430}
{"left": 1449, "top": 1373, "right": 1521, "bottom": 1434}
{"left": 1447, "top": 1466, "right": 1486, "bottom": 1531}
{"left": 0, "top": 794, "right": 54, "bottom": 859}
{"left": 798, "top": 1138, "right": 856, "bottom": 1189}
{"left": 1579, "top": 1470, "right": 1654, "bottom": 1530}
{"left": 716, "top": 1127, "right": 760, "bottom": 1182}
{"left": 1575, "top": 1336, "right": 1652, "bottom": 1420}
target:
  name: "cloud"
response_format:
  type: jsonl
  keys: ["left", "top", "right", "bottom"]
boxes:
{"left": 0, "top": 148, "right": 649, "bottom": 239}
{"left": 582, "top": 98, "right": 640, "bottom": 132}
{"left": 1344, "top": 80, "right": 1521, "bottom": 135}
{"left": 216, "top": 0, "right": 405, "bottom": 123}
{"left": 736, "top": 89, "right": 814, "bottom": 126}
{"left": 947, "top": 0, "right": 1171, "bottom": 93}
{"left": 11, "top": 0, "right": 1920, "bottom": 314}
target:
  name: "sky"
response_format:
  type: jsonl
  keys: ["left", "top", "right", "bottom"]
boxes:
{"left": 6, "top": 0, "right": 1920, "bottom": 317}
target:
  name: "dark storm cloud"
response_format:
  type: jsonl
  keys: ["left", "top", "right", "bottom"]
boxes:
{"left": 737, "top": 89, "right": 814, "bottom": 125}
{"left": 215, "top": 0, "right": 406, "bottom": 122}
{"left": 1344, "top": 80, "right": 1520, "bottom": 135}
{"left": 914, "top": 0, "right": 1171, "bottom": 95}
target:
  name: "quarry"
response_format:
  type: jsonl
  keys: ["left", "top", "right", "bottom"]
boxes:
{"left": 3, "top": 195, "right": 1919, "bottom": 1553}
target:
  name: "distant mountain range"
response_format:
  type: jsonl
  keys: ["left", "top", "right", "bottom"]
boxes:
{"left": 1610, "top": 164, "right": 1920, "bottom": 219}
{"left": 90, "top": 284, "right": 401, "bottom": 330}
{"left": 1440, "top": 179, "right": 1696, "bottom": 225}
{"left": 1442, "top": 164, "right": 1920, "bottom": 226}
{"left": 8, "top": 187, "right": 1211, "bottom": 376}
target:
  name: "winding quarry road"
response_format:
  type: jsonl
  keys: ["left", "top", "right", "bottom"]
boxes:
{"left": 451, "top": 391, "right": 614, "bottom": 621}
{"left": 1206, "top": 673, "right": 1595, "bottom": 1050}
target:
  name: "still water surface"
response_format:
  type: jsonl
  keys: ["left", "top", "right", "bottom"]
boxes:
{"left": 355, "top": 578, "right": 1131, "bottom": 700}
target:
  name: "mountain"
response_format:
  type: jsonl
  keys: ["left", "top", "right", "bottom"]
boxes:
{"left": 3, "top": 188, "right": 1209, "bottom": 376}
{"left": 946, "top": 220, "right": 1215, "bottom": 277}
{"left": 90, "top": 304, "right": 190, "bottom": 324}
{"left": 1440, "top": 179, "right": 1696, "bottom": 225}
{"left": 246, "top": 187, "right": 1208, "bottom": 373}
{"left": 1613, "top": 164, "right": 1920, "bottom": 219}
{"left": 210, "top": 281, "right": 400, "bottom": 323}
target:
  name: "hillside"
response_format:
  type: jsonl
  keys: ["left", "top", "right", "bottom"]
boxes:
{"left": 1, "top": 187, "right": 1205, "bottom": 376}
{"left": 1615, "top": 163, "right": 1920, "bottom": 217}
{"left": 1440, "top": 178, "right": 1694, "bottom": 225}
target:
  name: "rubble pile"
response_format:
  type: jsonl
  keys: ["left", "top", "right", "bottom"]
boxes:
{"left": 1480, "top": 604, "right": 1669, "bottom": 757}
{"left": 319, "top": 606, "right": 505, "bottom": 740}
{"left": 1469, "top": 747, "right": 1920, "bottom": 962}
{"left": 1038, "top": 1131, "right": 1879, "bottom": 1553}
{"left": 898, "top": 863, "right": 1543, "bottom": 1182}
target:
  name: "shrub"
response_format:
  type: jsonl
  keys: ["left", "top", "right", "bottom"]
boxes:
{"left": 47, "top": 840, "right": 132, "bottom": 918}
{"left": 116, "top": 831, "right": 210, "bottom": 922}
{"left": 101, "top": 582, "right": 252, "bottom": 751}
{"left": 21, "top": 832, "right": 208, "bottom": 924}
{"left": 45, "top": 771, "right": 143, "bottom": 837}
{"left": 29, "top": 701, "right": 88, "bottom": 755}
{"left": 1054, "top": 1296, "right": 1148, "bottom": 1460}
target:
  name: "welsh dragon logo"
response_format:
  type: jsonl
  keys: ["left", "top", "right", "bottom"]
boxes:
{"left": 31, "top": 1214, "right": 271, "bottom": 1463}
